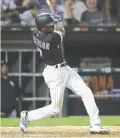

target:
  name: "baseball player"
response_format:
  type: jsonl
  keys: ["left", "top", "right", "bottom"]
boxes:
{"left": 20, "top": 13, "right": 109, "bottom": 134}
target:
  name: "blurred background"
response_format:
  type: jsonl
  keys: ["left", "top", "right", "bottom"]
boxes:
{"left": 1, "top": 0, "right": 120, "bottom": 118}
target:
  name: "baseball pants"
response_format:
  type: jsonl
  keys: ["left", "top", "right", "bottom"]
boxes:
{"left": 28, "top": 65, "right": 101, "bottom": 127}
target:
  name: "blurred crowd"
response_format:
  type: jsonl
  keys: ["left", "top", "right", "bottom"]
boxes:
{"left": 0, "top": 0, "right": 120, "bottom": 26}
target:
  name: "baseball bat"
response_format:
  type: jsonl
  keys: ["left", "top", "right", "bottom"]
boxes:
{"left": 46, "top": 0, "right": 64, "bottom": 26}
{"left": 46, "top": 0, "right": 54, "bottom": 13}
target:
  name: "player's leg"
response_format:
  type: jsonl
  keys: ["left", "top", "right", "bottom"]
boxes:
{"left": 27, "top": 86, "right": 65, "bottom": 121}
{"left": 20, "top": 86, "right": 65, "bottom": 132}
{"left": 66, "top": 66, "right": 109, "bottom": 133}
{"left": 67, "top": 69, "right": 100, "bottom": 126}
{"left": 20, "top": 68, "right": 66, "bottom": 132}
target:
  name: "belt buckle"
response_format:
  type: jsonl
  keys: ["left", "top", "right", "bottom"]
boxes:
{"left": 55, "top": 64, "right": 60, "bottom": 68}
{"left": 55, "top": 65, "right": 58, "bottom": 68}
{"left": 55, "top": 62, "right": 66, "bottom": 68}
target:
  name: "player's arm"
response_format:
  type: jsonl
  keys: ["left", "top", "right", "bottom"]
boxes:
{"left": 31, "top": 28, "right": 38, "bottom": 47}
{"left": 53, "top": 13, "right": 65, "bottom": 41}
{"left": 51, "top": 32, "right": 61, "bottom": 46}
{"left": 54, "top": 20, "right": 65, "bottom": 42}
{"left": 55, "top": 21, "right": 65, "bottom": 35}
{"left": 31, "top": 28, "right": 38, "bottom": 36}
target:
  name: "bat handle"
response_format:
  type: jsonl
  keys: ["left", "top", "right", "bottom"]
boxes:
{"left": 52, "top": 12, "right": 62, "bottom": 21}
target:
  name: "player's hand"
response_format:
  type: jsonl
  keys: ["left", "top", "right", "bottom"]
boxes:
{"left": 52, "top": 12, "right": 62, "bottom": 22}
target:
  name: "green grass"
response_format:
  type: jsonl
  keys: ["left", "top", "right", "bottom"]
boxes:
{"left": 0, "top": 116, "right": 120, "bottom": 127}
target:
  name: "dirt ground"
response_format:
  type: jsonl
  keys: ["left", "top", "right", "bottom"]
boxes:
{"left": 0, "top": 126, "right": 120, "bottom": 138}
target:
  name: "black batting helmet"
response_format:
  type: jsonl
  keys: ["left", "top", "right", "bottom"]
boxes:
{"left": 35, "top": 13, "right": 57, "bottom": 29}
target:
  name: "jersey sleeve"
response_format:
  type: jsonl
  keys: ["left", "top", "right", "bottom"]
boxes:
{"left": 31, "top": 28, "right": 39, "bottom": 50}
{"left": 31, "top": 28, "right": 37, "bottom": 36}
{"left": 51, "top": 32, "right": 61, "bottom": 46}
{"left": 53, "top": 31, "right": 63, "bottom": 42}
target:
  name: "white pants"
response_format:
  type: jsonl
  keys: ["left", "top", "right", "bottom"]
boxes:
{"left": 28, "top": 65, "right": 101, "bottom": 127}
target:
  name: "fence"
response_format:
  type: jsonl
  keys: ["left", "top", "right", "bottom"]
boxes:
{"left": 1, "top": 48, "right": 120, "bottom": 115}
{"left": 1, "top": 26, "right": 120, "bottom": 115}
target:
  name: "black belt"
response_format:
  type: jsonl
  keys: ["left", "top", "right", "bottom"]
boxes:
{"left": 45, "top": 62, "right": 67, "bottom": 68}
{"left": 55, "top": 62, "right": 67, "bottom": 68}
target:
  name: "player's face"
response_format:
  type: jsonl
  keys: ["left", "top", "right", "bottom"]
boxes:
{"left": 41, "top": 26, "right": 54, "bottom": 33}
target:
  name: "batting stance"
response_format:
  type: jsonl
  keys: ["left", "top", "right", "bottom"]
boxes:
{"left": 20, "top": 13, "right": 109, "bottom": 134}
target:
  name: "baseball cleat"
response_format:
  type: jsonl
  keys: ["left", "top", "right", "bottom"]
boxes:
{"left": 20, "top": 111, "right": 29, "bottom": 133}
{"left": 89, "top": 125, "right": 109, "bottom": 134}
